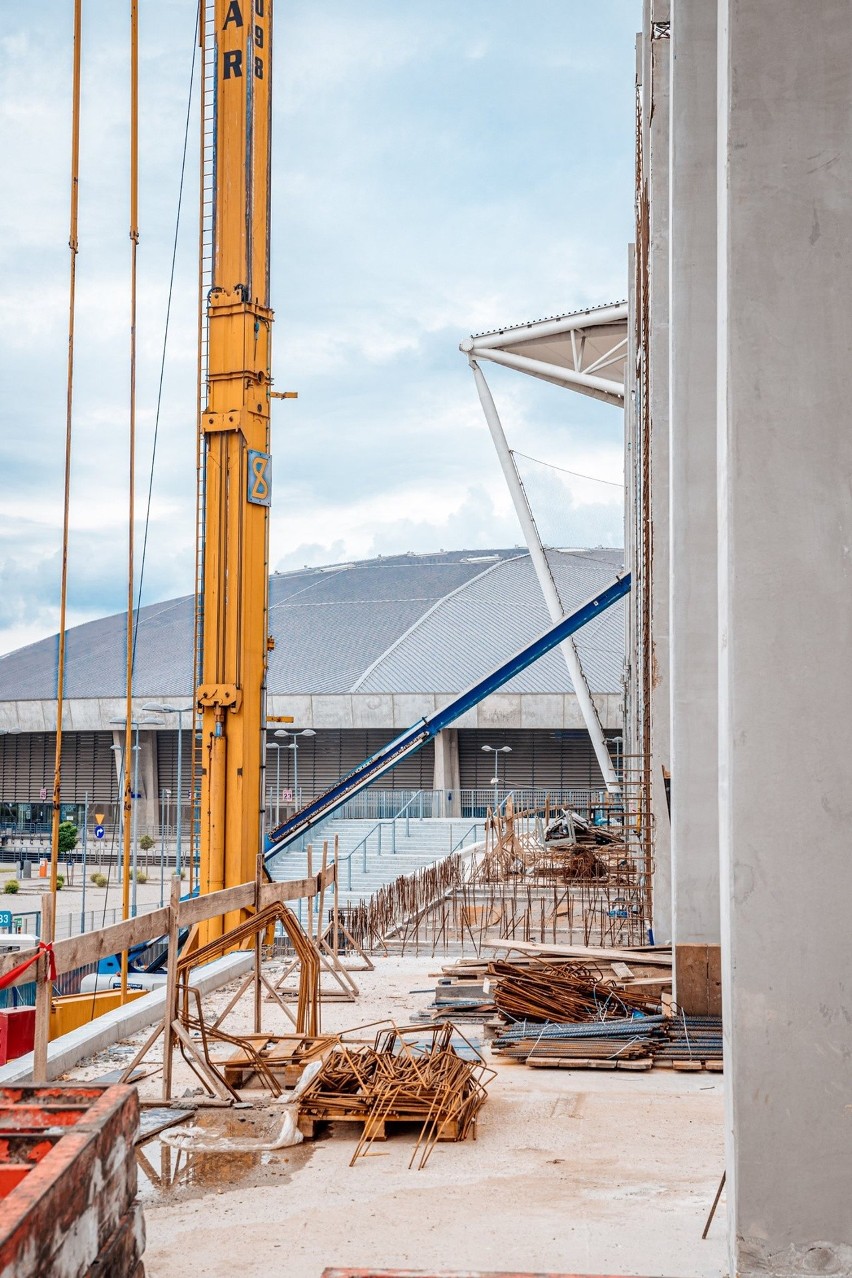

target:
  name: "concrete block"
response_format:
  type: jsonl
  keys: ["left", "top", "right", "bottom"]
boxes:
{"left": 392, "top": 695, "right": 435, "bottom": 726}
{"left": 476, "top": 695, "right": 521, "bottom": 728}
{"left": 268, "top": 694, "right": 312, "bottom": 727}
{"left": 351, "top": 695, "right": 394, "bottom": 728}
{"left": 519, "top": 695, "right": 563, "bottom": 729}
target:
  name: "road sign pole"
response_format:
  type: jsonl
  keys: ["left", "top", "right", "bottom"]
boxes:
{"left": 81, "top": 790, "right": 88, "bottom": 933}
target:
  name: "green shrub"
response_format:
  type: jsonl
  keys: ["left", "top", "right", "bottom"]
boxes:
{"left": 138, "top": 834, "right": 155, "bottom": 851}
{"left": 134, "top": 869, "right": 147, "bottom": 884}
{"left": 4, "top": 880, "right": 19, "bottom": 895}
{"left": 56, "top": 875, "right": 64, "bottom": 891}
{"left": 90, "top": 872, "right": 108, "bottom": 888}
{"left": 58, "top": 821, "right": 79, "bottom": 856}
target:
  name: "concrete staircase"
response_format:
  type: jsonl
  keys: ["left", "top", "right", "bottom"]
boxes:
{"left": 267, "top": 816, "right": 484, "bottom": 917}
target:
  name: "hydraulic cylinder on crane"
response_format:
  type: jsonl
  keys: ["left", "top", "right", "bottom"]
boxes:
{"left": 197, "top": 0, "right": 274, "bottom": 941}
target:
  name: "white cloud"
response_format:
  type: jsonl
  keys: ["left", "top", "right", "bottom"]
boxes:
{"left": 0, "top": 1, "right": 636, "bottom": 657}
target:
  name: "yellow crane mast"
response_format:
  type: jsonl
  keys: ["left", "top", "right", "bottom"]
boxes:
{"left": 197, "top": 0, "right": 274, "bottom": 941}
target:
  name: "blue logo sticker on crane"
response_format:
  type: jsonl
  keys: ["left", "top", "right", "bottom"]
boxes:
{"left": 94, "top": 825, "right": 105, "bottom": 840}
{"left": 247, "top": 450, "right": 271, "bottom": 506}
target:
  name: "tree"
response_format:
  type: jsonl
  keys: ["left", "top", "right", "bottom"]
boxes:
{"left": 57, "top": 821, "right": 79, "bottom": 856}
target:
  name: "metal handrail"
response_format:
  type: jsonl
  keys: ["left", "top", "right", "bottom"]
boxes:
{"left": 304, "top": 791, "right": 423, "bottom": 895}
{"left": 448, "top": 822, "right": 481, "bottom": 856}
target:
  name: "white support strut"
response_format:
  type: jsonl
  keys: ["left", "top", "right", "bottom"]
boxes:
{"left": 468, "top": 357, "right": 621, "bottom": 793}
{"left": 471, "top": 346, "right": 624, "bottom": 402}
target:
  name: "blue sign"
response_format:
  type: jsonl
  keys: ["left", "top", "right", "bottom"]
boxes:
{"left": 0, "top": 911, "right": 12, "bottom": 931}
{"left": 247, "top": 449, "right": 271, "bottom": 506}
{"left": 94, "top": 825, "right": 105, "bottom": 840}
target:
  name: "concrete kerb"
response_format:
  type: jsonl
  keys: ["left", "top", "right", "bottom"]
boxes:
{"left": 0, "top": 951, "right": 254, "bottom": 1083}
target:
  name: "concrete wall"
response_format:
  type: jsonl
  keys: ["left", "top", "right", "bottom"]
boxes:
{"left": 643, "top": 0, "right": 673, "bottom": 941}
{"left": 0, "top": 692, "right": 623, "bottom": 735}
{"left": 718, "top": 1, "right": 852, "bottom": 1272}
{"left": 668, "top": 0, "right": 720, "bottom": 981}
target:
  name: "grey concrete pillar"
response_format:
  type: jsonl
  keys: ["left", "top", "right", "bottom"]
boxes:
{"left": 644, "top": 0, "right": 672, "bottom": 942}
{"left": 138, "top": 731, "right": 158, "bottom": 837}
{"left": 668, "top": 0, "right": 720, "bottom": 1004}
{"left": 718, "top": 2, "right": 852, "bottom": 1272}
{"left": 432, "top": 729, "right": 461, "bottom": 817}
{"left": 111, "top": 729, "right": 158, "bottom": 839}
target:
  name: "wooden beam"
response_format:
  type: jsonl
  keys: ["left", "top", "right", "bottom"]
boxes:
{"left": 176, "top": 883, "right": 255, "bottom": 928}
{"left": 0, "top": 870, "right": 332, "bottom": 990}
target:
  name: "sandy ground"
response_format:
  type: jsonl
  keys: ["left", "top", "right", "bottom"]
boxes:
{"left": 65, "top": 954, "right": 728, "bottom": 1278}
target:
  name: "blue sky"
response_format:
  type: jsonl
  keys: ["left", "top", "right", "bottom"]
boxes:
{"left": 0, "top": 1, "right": 637, "bottom": 657}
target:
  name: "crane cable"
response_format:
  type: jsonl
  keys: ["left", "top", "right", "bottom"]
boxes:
{"left": 120, "top": 0, "right": 140, "bottom": 1000}
{"left": 133, "top": 11, "right": 199, "bottom": 661}
{"left": 47, "top": 0, "right": 83, "bottom": 965}
{"left": 94, "top": 15, "right": 197, "bottom": 958}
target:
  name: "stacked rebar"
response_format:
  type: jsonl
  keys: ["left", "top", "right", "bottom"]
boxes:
{"left": 488, "top": 959, "right": 658, "bottom": 1022}
{"left": 297, "top": 1023, "right": 494, "bottom": 1168}
{"left": 492, "top": 1014, "right": 723, "bottom": 1068}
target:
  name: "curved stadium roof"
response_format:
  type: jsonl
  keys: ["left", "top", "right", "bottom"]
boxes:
{"left": 0, "top": 547, "right": 624, "bottom": 703}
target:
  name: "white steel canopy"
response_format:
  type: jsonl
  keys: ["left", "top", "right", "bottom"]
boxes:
{"left": 459, "top": 300, "right": 628, "bottom": 792}
{"left": 459, "top": 302, "right": 628, "bottom": 407}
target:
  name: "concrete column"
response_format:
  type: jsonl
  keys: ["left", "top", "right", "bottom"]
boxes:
{"left": 718, "top": 3, "right": 852, "bottom": 1272}
{"left": 668, "top": 0, "right": 720, "bottom": 1010}
{"left": 111, "top": 729, "right": 158, "bottom": 839}
{"left": 138, "top": 731, "right": 158, "bottom": 837}
{"left": 432, "top": 729, "right": 461, "bottom": 817}
{"left": 644, "top": 0, "right": 672, "bottom": 941}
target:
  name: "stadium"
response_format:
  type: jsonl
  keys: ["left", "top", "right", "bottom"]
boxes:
{"left": 0, "top": 546, "right": 624, "bottom": 838}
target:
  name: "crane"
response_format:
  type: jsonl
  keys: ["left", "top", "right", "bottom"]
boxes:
{"left": 196, "top": 0, "right": 274, "bottom": 942}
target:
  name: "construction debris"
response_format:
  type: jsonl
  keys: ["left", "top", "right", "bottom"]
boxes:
{"left": 296, "top": 1023, "right": 494, "bottom": 1168}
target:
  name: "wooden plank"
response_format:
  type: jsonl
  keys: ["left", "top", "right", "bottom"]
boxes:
{"left": 674, "top": 943, "right": 722, "bottom": 1016}
{"left": 484, "top": 938, "right": 673, "bottom": 967}
{"left": 0, "top": 869, "right": 335, "bottom": 989}
{"left": 51, "top": 907, "right": 171, "bottom": 978}
{"left": 177, "top": 883, "right": 255, "bottom": 928}
{"left": 32, "top": 893, "right": 54, "bottom": 1083}
{"left": 161, "top": 877, "right": 182, "bottom": 1102}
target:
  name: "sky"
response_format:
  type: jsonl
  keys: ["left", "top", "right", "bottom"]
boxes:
{"left": 0, "top": 1, "right": 637, "bottom": 658}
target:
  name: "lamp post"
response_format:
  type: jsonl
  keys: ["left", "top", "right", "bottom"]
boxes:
{"left": 143, "top": 704, "right": 191, "bottom": 879}
{"left": 80, "top": 790, "right": 88, "bottom": 932}
{"left": 481, "top": 744, "right": 512, "bottom": 810}
{"left": 159, "top": 788, "right": 170, "bottom": 907}
{"left": 110, "top": 716, "right": 162, "bottom": 916}
{"left": 266, "top": 742, "right": 282, "bottom": 826}
{"left": 274, "top": 729, "right": 316, "bottom": 807}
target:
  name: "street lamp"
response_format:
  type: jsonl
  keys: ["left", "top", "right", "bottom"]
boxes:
{"left": 159, "top": 788, "right": 171, "bottom": 907}
{"left": 266, "top": 742, "right": 283, "bottom": 826}
{"left": 143, "top": 704, "right": 192, "bottom": 879}
{"left": 109, "top": 716, "right": 162, "bottom": 916}
{"left": 481, "top": 744, "right": 512, "bottom": 809}
{"left": 274, "top": 729, "right": 316, "bottom": 807}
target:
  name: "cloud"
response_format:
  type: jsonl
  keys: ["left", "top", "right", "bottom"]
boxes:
{"left": 0, "top": 0, "right": 636, "bottom": 657}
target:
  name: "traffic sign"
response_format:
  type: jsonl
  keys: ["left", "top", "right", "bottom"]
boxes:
{"left": 94, "top": 811, "right": 105, "bottom": 825}
{"left": 94, "top": 825, "right": 105, "bottom": 840}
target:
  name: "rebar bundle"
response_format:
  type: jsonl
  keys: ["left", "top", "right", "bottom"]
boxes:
{"left": 297, "top": 1023, "right": 494, "bottom": 1168}
{"left": 492, "top": 1014, "right": 723, "bottom": 1068}
{"left": 488, "top": 959, "right": 657, "bottom": 1022}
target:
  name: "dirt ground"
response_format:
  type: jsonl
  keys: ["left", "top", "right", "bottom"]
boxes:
{"left": 65, "top": 954, "right": 728, "bottom": 1278}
